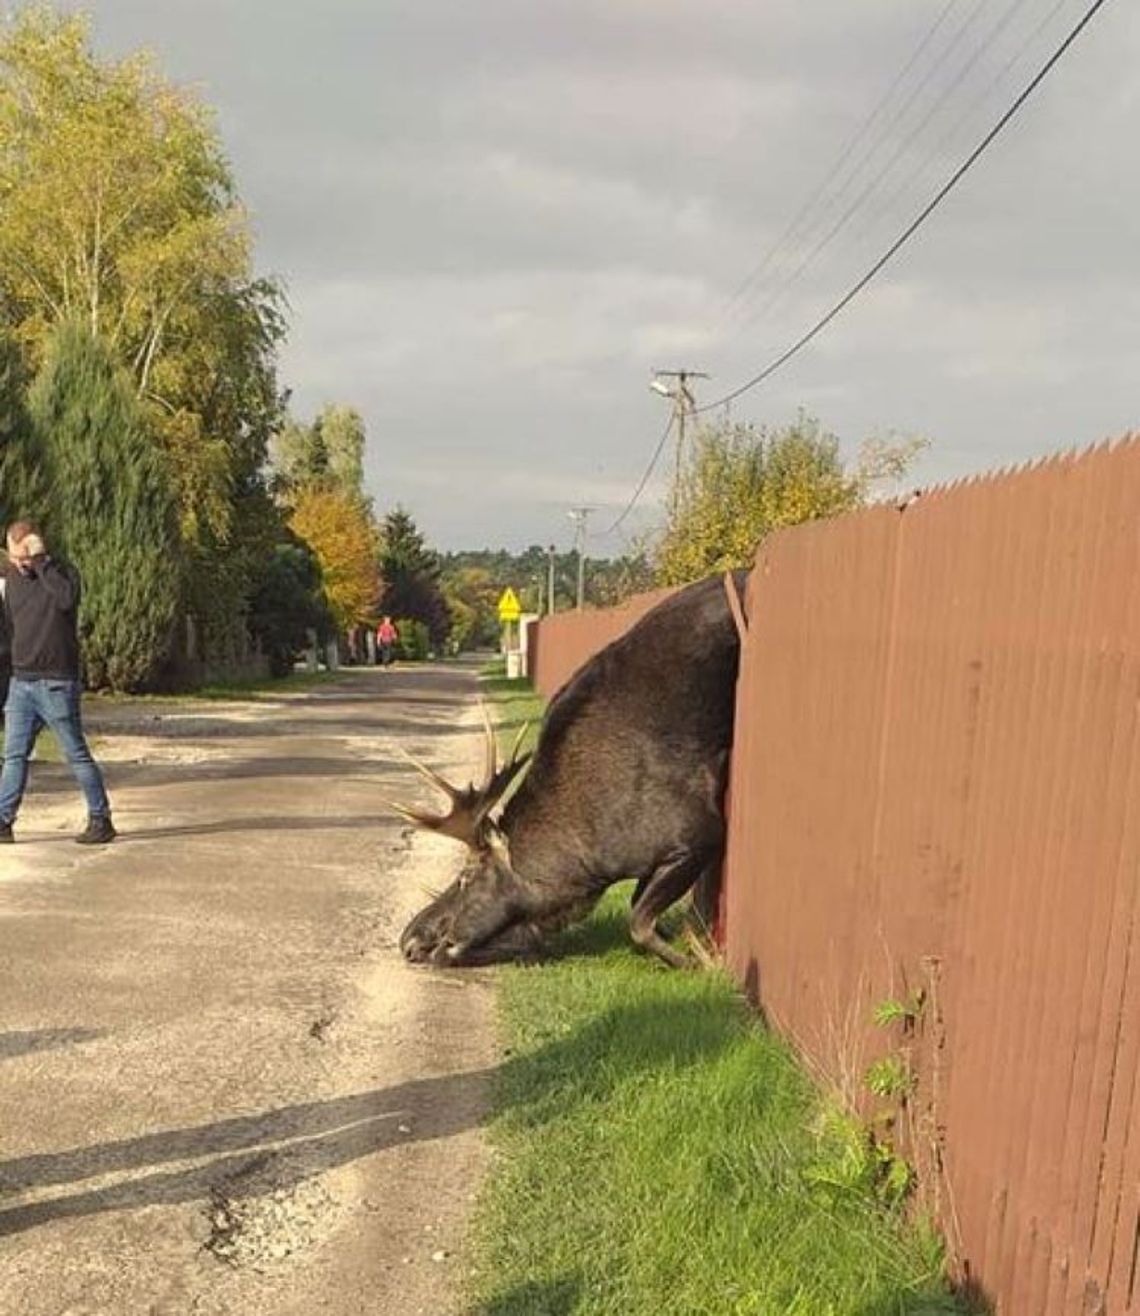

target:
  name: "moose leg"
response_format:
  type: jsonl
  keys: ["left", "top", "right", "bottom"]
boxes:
{"left": 629, "top": 847, "right": 720, "bottom": 968}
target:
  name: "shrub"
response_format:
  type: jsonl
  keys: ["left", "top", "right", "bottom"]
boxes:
{"left": 395, "top": 617, "right": 430, "bottom": 661}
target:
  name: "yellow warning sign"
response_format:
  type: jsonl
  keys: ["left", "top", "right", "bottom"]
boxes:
{"left": 497, "top": 587, "right": 522, "bottom": 623}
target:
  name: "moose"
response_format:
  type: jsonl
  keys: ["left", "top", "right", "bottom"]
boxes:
{"left": 396, "top": 572, "right": 747, "bottom": 968}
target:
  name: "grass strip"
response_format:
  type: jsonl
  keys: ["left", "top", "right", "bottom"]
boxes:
{"left": 89, "top": 668, "right": 342, "bottom": 705}
{"left": 469, "top": 675, "right": 975, "bottom": 1316}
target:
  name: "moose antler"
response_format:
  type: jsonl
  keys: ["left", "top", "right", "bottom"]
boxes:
{"left": 391, "top": 705, "right": 531, "bottom": 848}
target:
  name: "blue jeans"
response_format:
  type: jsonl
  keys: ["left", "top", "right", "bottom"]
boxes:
{"left": 0, "top": 678, "right": 111, "bottom": 824}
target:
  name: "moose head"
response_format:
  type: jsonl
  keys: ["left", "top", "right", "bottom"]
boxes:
{"left": 395, "top": 712, "right": 542, "bottom": 965}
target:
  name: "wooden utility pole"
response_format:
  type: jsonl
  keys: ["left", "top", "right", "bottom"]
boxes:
{"left": 651, "top": 368, "right": 709, "bottom": 517}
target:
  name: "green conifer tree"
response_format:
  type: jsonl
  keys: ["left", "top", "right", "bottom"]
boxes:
{"left": 28, "top": 322, "right": 181, "bottom": 690}
{"left": 0, "top": 332, "right": 44, "bottom": 528}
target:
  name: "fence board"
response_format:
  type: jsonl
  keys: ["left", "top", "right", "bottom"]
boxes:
{"left": 526, "top": 587, "right": 677, "bottom": 699}
{"left": 724, "top": 436, "right": 1140, "bottom": 1312}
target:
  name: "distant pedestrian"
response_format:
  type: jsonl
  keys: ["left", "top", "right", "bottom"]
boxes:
{"left": 0, "top": 520, "right": 115, "bottom": 845}
{"left": 376, "top": 616, "right": 398, "bottom": 668}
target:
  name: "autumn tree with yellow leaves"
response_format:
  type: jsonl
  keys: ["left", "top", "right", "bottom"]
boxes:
{"left": 654, "top": 414, "right": 926, "bottom": 586}
{"left": 289, "top": 488, "right": 382, "bottom": 634}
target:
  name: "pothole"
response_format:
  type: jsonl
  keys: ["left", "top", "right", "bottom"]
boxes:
{"left": 204, "top": 1157, "right": 339, "bottom": 1271}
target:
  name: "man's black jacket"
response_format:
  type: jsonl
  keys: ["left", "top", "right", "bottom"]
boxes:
{"left": 1, "top": 557, "right": 82, "bottom": 680}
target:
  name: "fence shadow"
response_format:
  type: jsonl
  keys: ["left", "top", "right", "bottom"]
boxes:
{"left": 470, "top": 1275, "right": 582, "bottom": 1315}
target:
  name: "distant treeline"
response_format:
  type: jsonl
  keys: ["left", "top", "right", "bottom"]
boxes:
{"left": 440, "top": 548, "right": 654, "bottom": 649}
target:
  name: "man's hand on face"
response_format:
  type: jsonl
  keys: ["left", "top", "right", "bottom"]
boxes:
{"left": 7, "top": 535, "right": 45, "bottom": 575}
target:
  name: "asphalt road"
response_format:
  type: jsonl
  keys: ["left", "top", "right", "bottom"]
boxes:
{"left": 0, "top": 663, "right": 496, "bottom": 1315}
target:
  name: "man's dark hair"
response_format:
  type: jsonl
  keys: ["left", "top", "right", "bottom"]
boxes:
{"left": 6, "top": 519, "right": 41, "bottom": 544}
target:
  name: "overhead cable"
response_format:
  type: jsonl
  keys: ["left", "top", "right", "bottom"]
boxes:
{"left": 720, "top": 0, "right": 977, "bottom": 328}
{"left": 696, "top": 0, "right": 1113, "bottom": 416}
{"left": 601, "top": 414, "right": 676, "bottom": 537}
{"left": 733, "top": 0, "right": 1038, "bottom": 339}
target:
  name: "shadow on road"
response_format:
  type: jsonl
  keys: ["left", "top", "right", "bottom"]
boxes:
{"left": 87, "top": 715, "right": 464, "bottom": 744}
{"left": 0, "top": 1069, "right": 492, "bottom": 1238}
{"left": 119, "top": 815, "right": 396, "bottom": 841}
{"left": 0, "top": 1029, "right": 104, "bottom": 1062}
{"left": 17, "top": 815, "right": 399, "bottom": 843}
{"left": 0, "top": 987, "right": 744, "bottom": 1241}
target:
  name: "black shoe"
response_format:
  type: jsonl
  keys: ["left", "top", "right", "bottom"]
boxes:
{"left": 0, "top": 821, "right": 12, "bottom": 844}
{"left": 75, "top": 815, "right": 116, "bottom": 845}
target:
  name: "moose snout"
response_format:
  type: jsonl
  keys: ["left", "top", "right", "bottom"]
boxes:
{"left": 400, "top": 926, "right": 440, "bottom": 962}
{"left": 401, "top": 934, "right": 428, "bottom": 962}
{"left": 401, "top": 932, "right": 464, "bottom": 965}
{"left": 399, "top": 916, "right": 457, "bottom": 963}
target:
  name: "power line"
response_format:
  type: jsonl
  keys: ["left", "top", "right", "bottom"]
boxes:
{"left": 718, "top": 0, "right": 969, "bottom": 327}
{"left": 697, "top": 0, "right": 1113, "bottom": 416}
{"left": 733, "top": 0, "right": 1038, "bottom": 341}
{"left": 601, "top": 413, "right": 675, "bottom": 538}
{"left": 843, "top": 0, "right": 1073, "bottom": 269}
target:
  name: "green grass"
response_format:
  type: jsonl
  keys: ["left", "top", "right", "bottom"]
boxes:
{"left": 482, "top": 670, "right": 545, "bottom": 754}
{"left": 468, "top": 910, "right": 971, "bottom": 1316}
{"left": 186, "top": 669, "right": 342, "bottom": 701}
{"left": 470, "top": 676, "right": 975, "bottom": 1316}
{"left": 90, "top": 668, "right": 342, "bottom": 705}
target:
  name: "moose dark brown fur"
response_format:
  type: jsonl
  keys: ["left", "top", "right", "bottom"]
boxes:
{"left": 396, "top": 572, "right": 746, "bottom": 967}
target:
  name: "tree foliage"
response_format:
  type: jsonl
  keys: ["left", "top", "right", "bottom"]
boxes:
{"left": 379, "top": 507, "right": 449, "bottom": 649}
{"left": 442, "top": 564, "right": 502, "bottom": 649}
{"left": 27, "top": 321, "right": 180, "bottom": 690}
{"left": 289, "top": 486, "right": 381, "bottom": 633}
{"left": 438, "top": 547, "right": 652, "bottom": 649}
{"left": 270, "top": 404, "right": 367, "bottom": 500}
{"left": 316, "top": 405, "right": 366, "bottom": 496}
{"left": 654, "top": 414, "right": 926, "bottom": 586}
{"left": 247, "top": 535, "right": 333, "bottom": 676}
{"left": 0, "top": 331, "right": 42, "bottom": 526}
{"left": 394, "top": 617, "right": 431, "bottom": 661}
{"left": 0, "top": 7, "right": 288, "bottom": 667}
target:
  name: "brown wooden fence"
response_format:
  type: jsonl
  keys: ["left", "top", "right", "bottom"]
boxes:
{"left": 521, "top": 439, "right": 1140, "bottom": 1312}
{"left": 724, "top": 438, "right": 1140, "bottom": 1314}
{"left": 526, "top": 586, "right": 676, "bottom": 699}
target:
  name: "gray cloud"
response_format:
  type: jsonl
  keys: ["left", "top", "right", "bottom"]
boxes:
{"left": 84, "top": 0, "right": 1140, "bottom": 549}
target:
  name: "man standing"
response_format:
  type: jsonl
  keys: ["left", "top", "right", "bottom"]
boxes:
{"left": 0, "top": 520, "right": 115, "bottom": 844}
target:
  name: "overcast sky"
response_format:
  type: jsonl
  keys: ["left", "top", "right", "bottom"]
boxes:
{"left": 81, "top": 0, "right": 1138, "bottom": 552}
